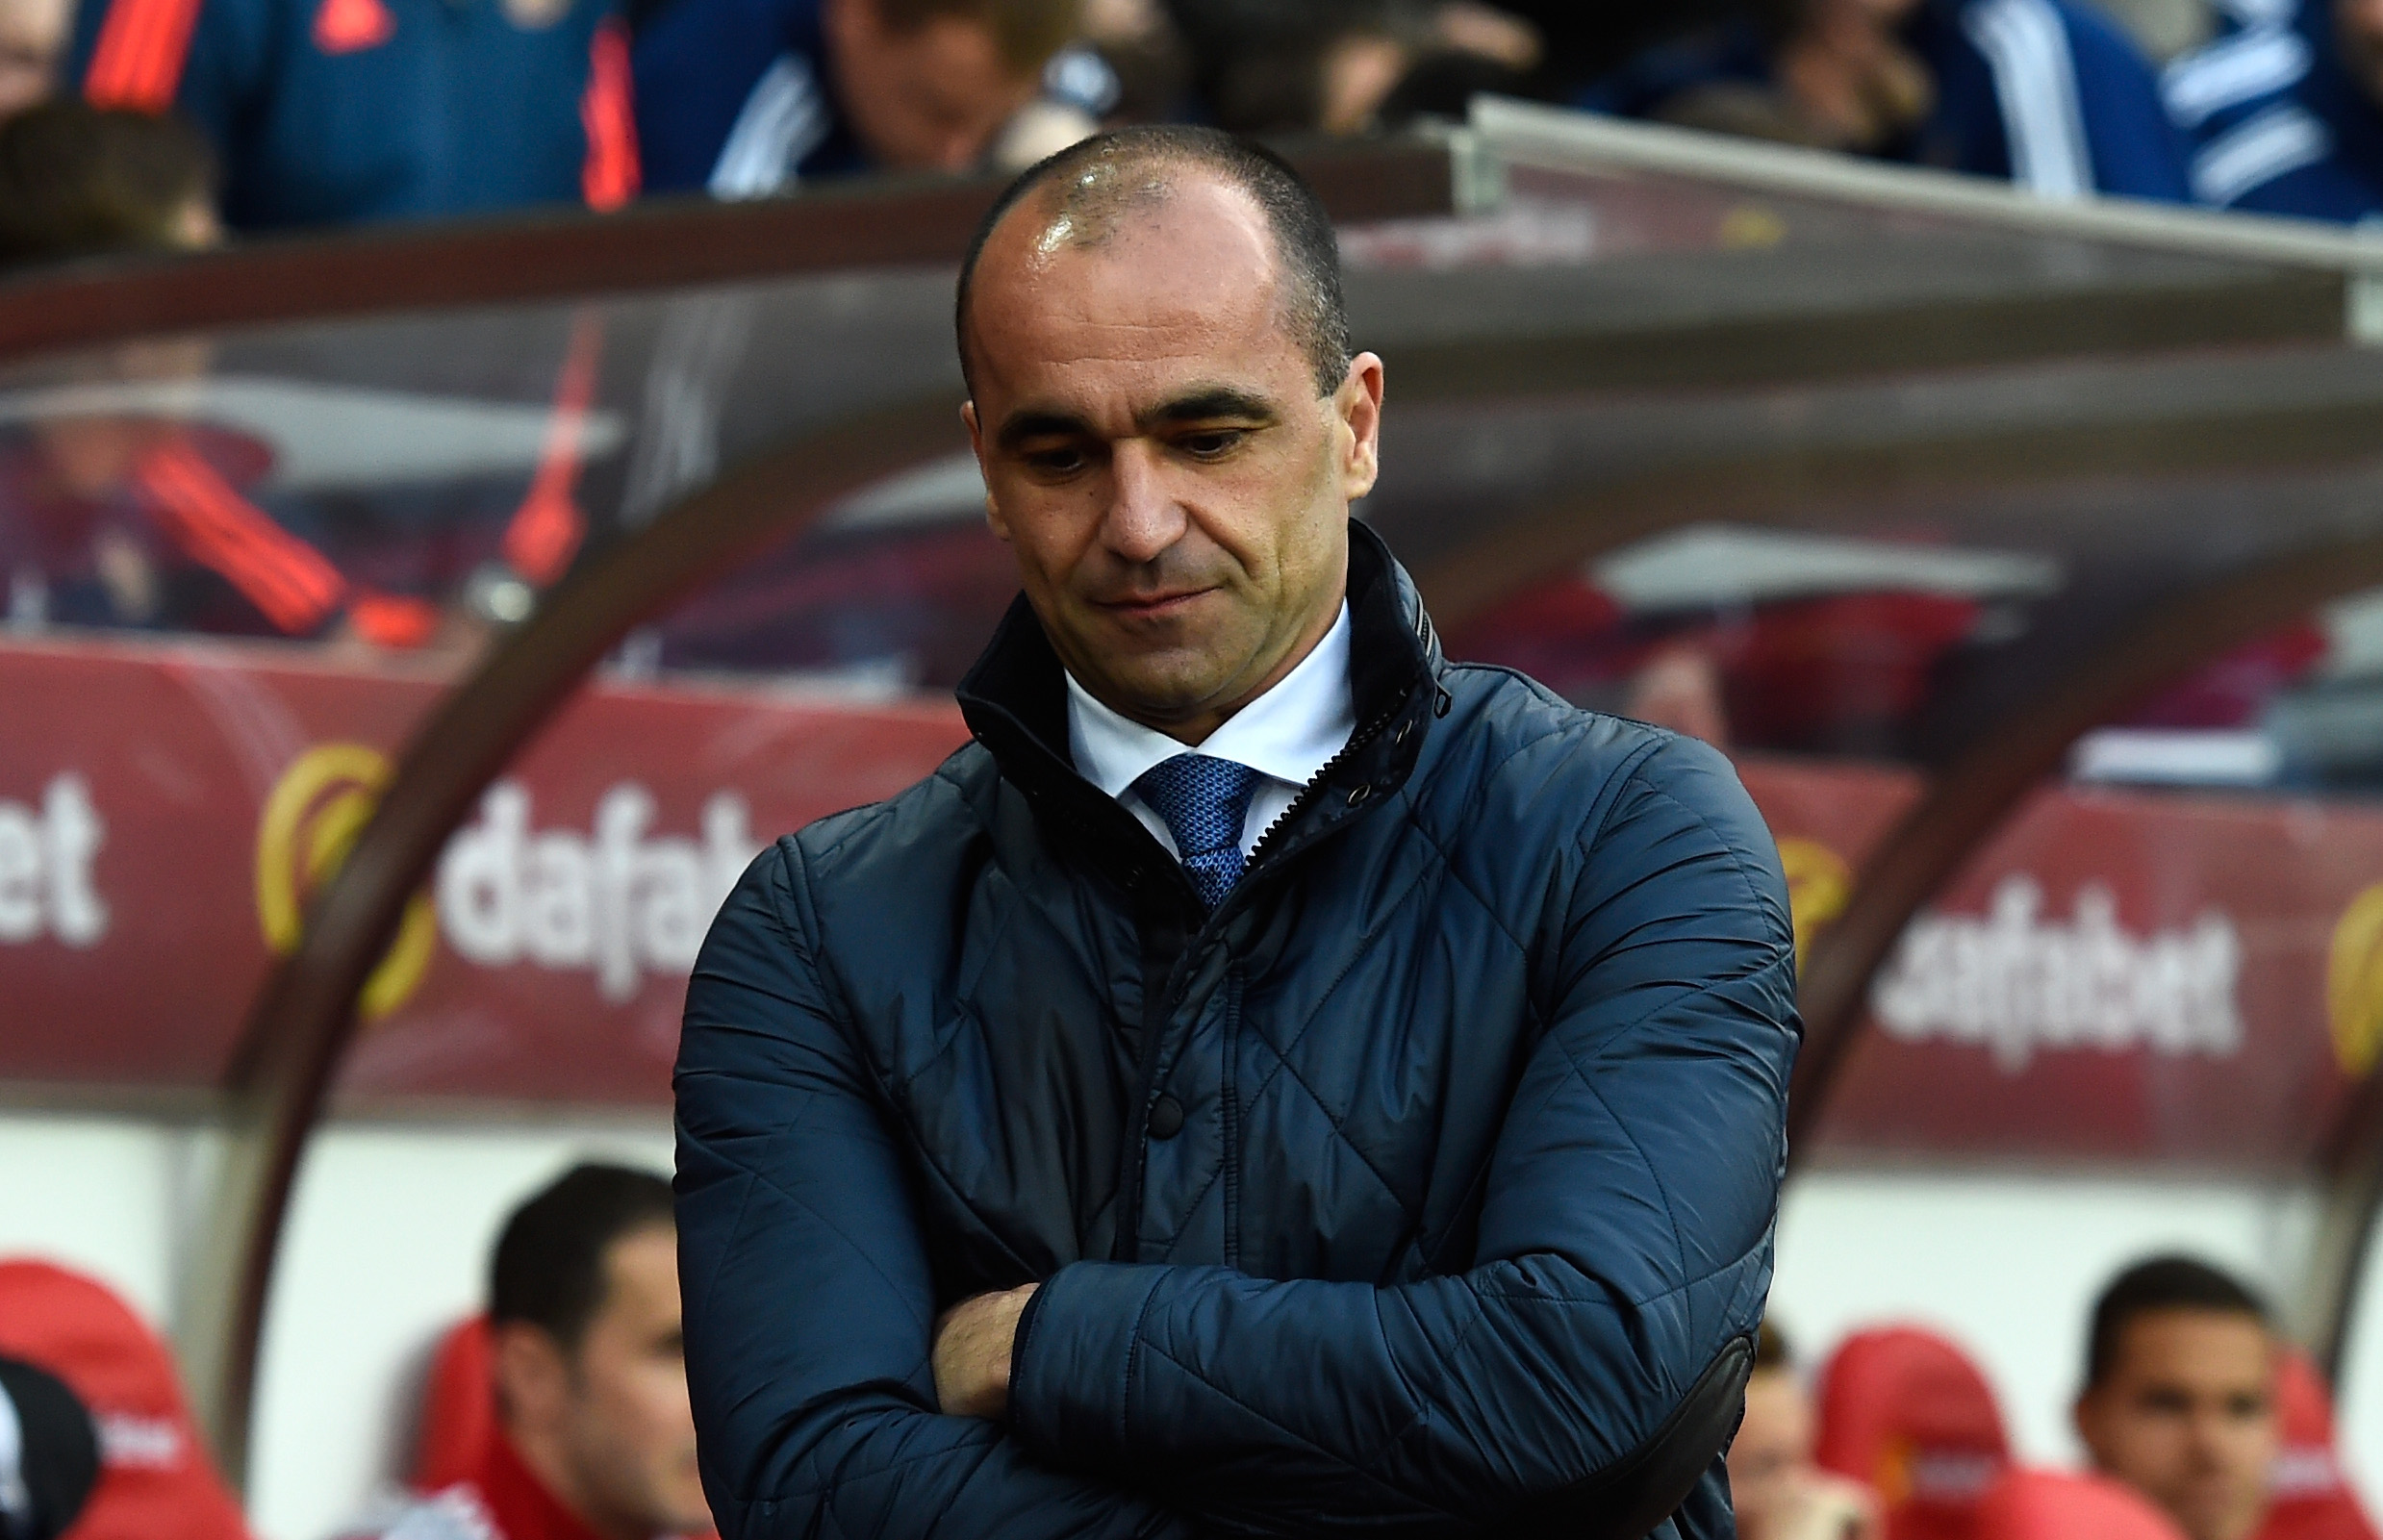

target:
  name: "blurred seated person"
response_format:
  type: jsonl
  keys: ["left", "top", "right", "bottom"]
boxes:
{"left": 1490, "top": 0, "right": 1742, "bottom": 94}
{"left": 65, "top": 0, "right": 638, "bottom": 230}
{"left": 347, "top": 1165, "right": 712, "bottom": 1540}
{"left": 0, "top": 102, "right": 441, "bottom": 647}
{"left": 1626, "top": 643, "right": 1733, "bottom": 746}
{"left": 0, "top": 98, "right": 218, "bottom": 265}
{"left": 633, "top": 0, "right": 1081, "bottom": 198}
{"left": 0, "top": 0, "right": 69, "bottom": 115}
{"left": 0, "top": 1260, "right": 250, "bottom": 1540}
{"left": 2159, "top": 0, "right": 2383, "bottom": 218}
{"left": 1165, "top": 0, "right": 1545, "bottom": 135}
{"left": 0, "top": 1355, "right": 99, "bottom": 1540}
{"left": 1733, "top": 1321, "right": 1882, "bottom": 1540}
{"left": 1580, "top": 0, "right": 2193, "bottom": 202}
{"left": 1070, "top": 0, "right": 1186, "bottom": 124}
{"left": 2076, "top": 1255, "right": 2280, "bottom": 1540}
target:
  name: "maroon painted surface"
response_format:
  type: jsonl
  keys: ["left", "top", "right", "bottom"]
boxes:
{"left": 3, "top": 632, "right": 2377, "bottom": 1167}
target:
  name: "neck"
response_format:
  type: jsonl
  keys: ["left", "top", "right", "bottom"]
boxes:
{"left": 501, "top": 1417, "right": 645, "bottom": 1540}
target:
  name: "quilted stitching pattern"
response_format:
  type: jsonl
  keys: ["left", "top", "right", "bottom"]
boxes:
{"left": 674, "top": 528, "right": 1796, "bottom": 1538}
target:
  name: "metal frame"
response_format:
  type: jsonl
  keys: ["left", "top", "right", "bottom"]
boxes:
{"left": 1460, "top": 95, "right": 2383, "bottom": 1382}
{"left": 0, "top": 137, "right": 1454, "bottom": 361}
{"left": 187, "top": 395, "right": 970, "bottom": 1479}
{"left": 1468, "top": 95, "right": 2383, "bottom": 275}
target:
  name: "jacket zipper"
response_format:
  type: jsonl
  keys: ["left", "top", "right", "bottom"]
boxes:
{"left": 1118, "top": 615, "right": 1443, "bottom": 1252}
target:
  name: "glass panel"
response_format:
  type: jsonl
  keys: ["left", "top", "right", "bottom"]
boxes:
{"left": 3, "top": 141, "right": 2379, "bottom": 1143}
{"left": 0, "top": 264, "right": 970, "bottom": 1099}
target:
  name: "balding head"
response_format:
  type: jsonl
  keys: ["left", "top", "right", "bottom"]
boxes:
{"left": 957, "top": 126, "right": 1351, "bottom": 396}
{"left": 954, "top": 126, "right": 1382, "bottom": 745}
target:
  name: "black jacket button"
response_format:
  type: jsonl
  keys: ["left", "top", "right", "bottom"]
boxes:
{"left": 1148, "top": 1095, "right": 1185, "bottom": 1140}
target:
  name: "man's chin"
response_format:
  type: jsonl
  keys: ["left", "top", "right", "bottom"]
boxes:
{"left": 1064, "top": 645, "right": 1245, "bottom": 724}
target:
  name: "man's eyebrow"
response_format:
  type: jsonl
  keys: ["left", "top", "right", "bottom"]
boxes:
{"left": 1140, "top": 389, "right": 1278, "bottom": 429}
{"left": 992, "top": 390, "right": 1280, "bottom": 451}
{"left": 994, "top": 409, "right": 1093, "bottom": 451}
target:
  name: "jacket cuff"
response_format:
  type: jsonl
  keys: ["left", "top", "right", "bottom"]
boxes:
{"left": 1008, "top": 1261, "right": 1171, "bottom": 1468}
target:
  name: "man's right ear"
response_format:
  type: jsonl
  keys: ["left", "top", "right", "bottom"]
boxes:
{"left": 2072, "top": 1391, "right": 2103, "bottom": 1462}
{"left": 491, "top": 1321, "right": 571, "bottom": 1430}
{"left": 962, "top": 401, "right": 1012, "bottom": 542}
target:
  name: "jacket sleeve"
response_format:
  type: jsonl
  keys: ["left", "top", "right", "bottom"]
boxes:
{"left": 676, "top": 840, "right": 1202, "bottom": 1540}
{"left": 66, "top": 0, "right": 262, "bottom": 157}
{"left": 1006, "top": 733, "right": 1798, "bottom": 1536}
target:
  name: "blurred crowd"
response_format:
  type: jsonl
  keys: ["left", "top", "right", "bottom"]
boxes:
{"left": 0, "top": 1175, "right": 2371, "bottom": 1540}
{"left": 0, "top": 0, "right": 2375, "bottom": 673}
{"left": 0, "top": 0, "right": 2371, "bottom": 259}
{"left": 1730, "top": 1256, "right": 2370, "bottom": 1540}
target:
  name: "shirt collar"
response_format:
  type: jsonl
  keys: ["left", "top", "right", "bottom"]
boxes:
{"left": 1067, "top": 601, "right": 1354, "bottom": 798}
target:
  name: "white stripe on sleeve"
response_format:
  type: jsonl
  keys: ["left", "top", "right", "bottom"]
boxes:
{"left": 1964, "top": 0, "right": 2097, "bottom": 199}
{"left": 2190, "top": 100, "right": 2333, "bottom": 203}
{"left": 2163, "top": 24, "right": 2313, "bottom": 127}
{"left": 708, "top": 53, "right": 832, "bottom": 201}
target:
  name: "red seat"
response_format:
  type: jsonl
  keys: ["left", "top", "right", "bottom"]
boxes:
{"left": 412, "top": 1313, "right": 720, "bottom": 1539}
{"left": 1974, "top": 1469, "right": 2187, "bottom": 1540}
{"left": 0, "top": 1258, "right": 252, "bottom": 1540}
{"left": 2255, "top": 1349, "right": 2380, "bottom": 1540}
{"left": 1815, "top": 1325, "right": 2015, "bottom": 1540}
{"left": 412, "top": 1315, "right": 497, "bottom": 1494}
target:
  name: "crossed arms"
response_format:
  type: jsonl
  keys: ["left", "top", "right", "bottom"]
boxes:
{"left": 674, "top": 737, "right": 1797, "bottom": 1538}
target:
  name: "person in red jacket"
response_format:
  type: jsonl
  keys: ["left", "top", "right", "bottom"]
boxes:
{"left": 345, "top": 1166, "right": 713, "bottom": 1540}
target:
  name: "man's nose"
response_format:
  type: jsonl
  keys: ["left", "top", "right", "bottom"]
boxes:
{"left": 1103, "top": 442, "right": 1186, "bottom": 562}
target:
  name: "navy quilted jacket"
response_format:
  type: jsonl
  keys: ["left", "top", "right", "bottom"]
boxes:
{"left": 676, "top": 522, "right": 1799, "bottom": 1537}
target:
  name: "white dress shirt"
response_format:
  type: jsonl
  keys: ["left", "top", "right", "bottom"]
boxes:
{"left": 1067, "top": 602, "right": 1354, "bottom": 861}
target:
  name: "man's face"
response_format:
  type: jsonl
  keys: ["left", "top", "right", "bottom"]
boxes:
{"left": 501, "top": 1225, "right": 710, "bottom": 1539}
{"left": 824, "top": 0, "right": 1039, "bottom": 172}
{"left": 2339, "top": 0, "right": 2383, "bottom": 106}
{"left": 1730, "top": 1369, "right": 1814, "bottom": 1538}
{"left": 962, "top": 172, "right": 1383, "bottom": 741}
{"left": 2076, "top": 1309, "right": 2277, "bottom": 1540}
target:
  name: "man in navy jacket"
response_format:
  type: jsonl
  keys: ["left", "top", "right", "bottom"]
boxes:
{"left": 675, "top": 125, "right": 1799, "bottom": 1536}
{"left": 2160, "top": 0, "right": 2383, "bottom": 220}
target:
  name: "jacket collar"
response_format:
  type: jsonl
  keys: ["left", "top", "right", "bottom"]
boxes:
{"left": 955, "top": 521, "right": 1444, "bottom": 901}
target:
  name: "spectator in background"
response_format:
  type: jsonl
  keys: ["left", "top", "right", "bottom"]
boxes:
{"left": 2075, "top": 1256, "right": 2280, "bottom": 1540}
{"left": 1163, "top": 0, "right": 1547, "bottom": 135}
{"left": 1734, "top": 1322, "right": 1881, "bottom": 1540}
{"left": 348, "top": 1165, "right": 713, "bottom": 1540}
{"left": 1582, "top": 0, "right": 2194, "bottom": 202}
{"left": 634, "top": 0, "right": 1079, "bottom": 199}
{"left": 0, "top": 101, "right": 453, "bottom": 649}
{"left": 2160, "top": 0, "right": 2383, "bottom": 218}
{"left": 0, "top": 1356, "right": 98, "bottom": 1540}
{"left": 64, "top": 0, "right": 638, "bottom": 231}
{"left": 0, "top": 99, "right": 216, "bottom": 264}
{"left": 0, "top": 0, "right": 66, "bottom": 114}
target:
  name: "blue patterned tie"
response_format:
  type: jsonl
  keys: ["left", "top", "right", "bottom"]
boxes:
{"left": 1133, "top": 753, "right": 1262, "bottom": 910}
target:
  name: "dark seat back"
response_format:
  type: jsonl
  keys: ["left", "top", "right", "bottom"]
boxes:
{"left": 1499, "top": 1333, "right": 1756, "bottom": 1540}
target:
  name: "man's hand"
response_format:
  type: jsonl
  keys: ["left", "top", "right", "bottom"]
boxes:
{"left": 932, "top": 1283, "right": 1038, "bottom": 1419}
